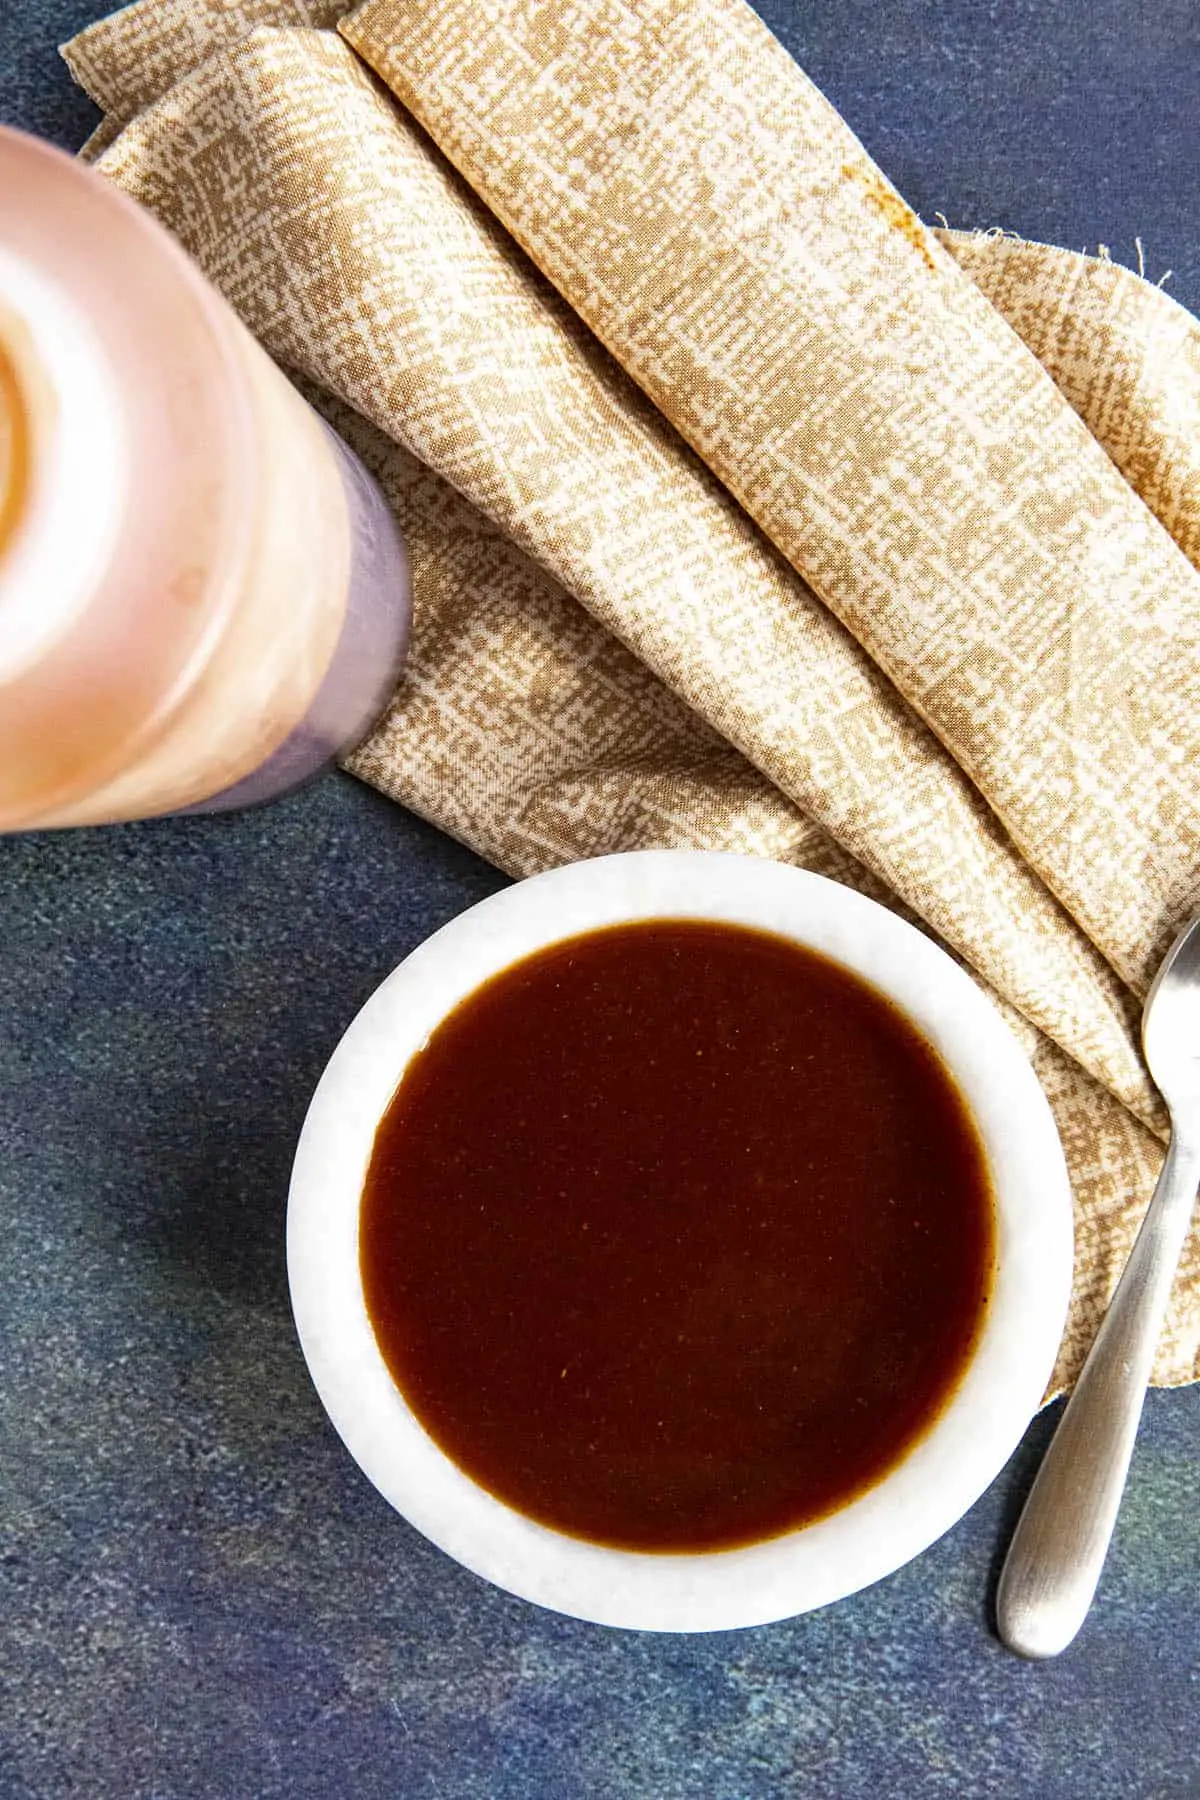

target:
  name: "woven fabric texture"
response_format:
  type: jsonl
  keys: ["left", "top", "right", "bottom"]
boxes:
{"left": 61, "top": 0, "right": 1200, "bottom": 1388}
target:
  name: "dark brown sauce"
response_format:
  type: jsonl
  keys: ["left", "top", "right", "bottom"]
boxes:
{"left": 361, "top": 920, "right": 995, "bottom": 1553}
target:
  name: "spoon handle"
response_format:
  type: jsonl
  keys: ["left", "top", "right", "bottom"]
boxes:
{"left": 996, "top": 1133, "right": 1200, "bottom": 1659}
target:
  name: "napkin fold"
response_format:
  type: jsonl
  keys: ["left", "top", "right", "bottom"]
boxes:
{"left": 62, "top": 0, "right": 1200, "bottom": 1390}
{"left": 346, "top": 0, "right": 1200, "bottom": 1002}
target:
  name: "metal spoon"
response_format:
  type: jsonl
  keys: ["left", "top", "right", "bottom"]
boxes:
{"left": 997, "top": 914, "right": 1200, "bottom": 1659}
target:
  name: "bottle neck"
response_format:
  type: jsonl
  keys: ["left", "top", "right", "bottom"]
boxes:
{"left": 0, "top": 249, "right": 128, "bottom": 690}
{"left": 0, "top": 333, "right": 28, "bottom": 563}
{"left": 0, "top": 127, "right": 258, "bottom": 824}
{"left": 0, "top": 127, "right": 407, "bottom": 830}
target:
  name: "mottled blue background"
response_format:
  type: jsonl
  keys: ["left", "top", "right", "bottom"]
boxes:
{"left": 2, "top": 5, "right": 1198, "bottom": 1798}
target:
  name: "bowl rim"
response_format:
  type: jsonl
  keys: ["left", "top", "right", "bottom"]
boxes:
{"left": 286, "top": 850, "right": 1074, "bottom": 1632}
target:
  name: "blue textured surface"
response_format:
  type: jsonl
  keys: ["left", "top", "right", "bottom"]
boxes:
{"left": 2, "top": 6, "right": 1198, "bottom": 1798}
{"left": 755, "top": 0, "right": 1200, "bottom": 313}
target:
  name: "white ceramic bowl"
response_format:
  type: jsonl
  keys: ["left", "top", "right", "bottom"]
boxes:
{"left": 287, "top": 851, "right": 1073, "bottom": 1631}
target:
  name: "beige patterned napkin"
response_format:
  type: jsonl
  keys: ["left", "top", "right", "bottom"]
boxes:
{"left": 62, "top": 0, "right": 1200, "bottom": 1391}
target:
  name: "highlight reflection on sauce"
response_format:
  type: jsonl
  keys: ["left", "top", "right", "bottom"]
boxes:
{"left": 361, "top": 920, "right": 995, "bottom": 1553}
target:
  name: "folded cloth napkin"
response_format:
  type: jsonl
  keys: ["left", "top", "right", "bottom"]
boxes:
{"left": 62, "top": 0, "right": 1200, "bottom": 1392}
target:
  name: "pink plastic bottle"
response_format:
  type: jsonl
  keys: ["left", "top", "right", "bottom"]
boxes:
{"left": 0, "top": 127, "right": 410, "bottom": 830}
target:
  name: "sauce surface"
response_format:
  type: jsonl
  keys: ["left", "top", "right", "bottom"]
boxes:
{"left": 361, "top": 920, "right": 995, "bottom": 1552}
